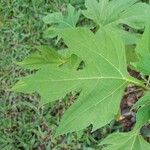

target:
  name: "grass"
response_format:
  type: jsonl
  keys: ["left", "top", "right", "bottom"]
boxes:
{"left": 0, "top": 0, "right": 103, "bottom": 149}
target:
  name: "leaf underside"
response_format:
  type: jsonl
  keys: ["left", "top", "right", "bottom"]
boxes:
{"left": 12, "top": 27, "right": 140, "bottom": 136}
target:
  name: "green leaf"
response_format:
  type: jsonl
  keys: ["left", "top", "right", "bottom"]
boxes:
{"left": 125, "top": 45, "right": 138, "bottom": 64}
{"left": 82, "top": 0, "right": 109, "bottom": 26}
{"left": 136, "top": 54, "right": 150, "bottom": 75}
{"left": 102, "top": 89, "right": 150, "bottom": 150}
{"left": 133, "top": 92, "right": 150, "bottom": 130}
{"left": 16, "top": 46, "right": 67, "bottom": 69}
{"left": 135, "top": 106, "right": 150, "bottom": 130}
{"left": 12, "top": 27, "right": 145, "bottom": 136}
{"left": 43, "top": 4, "right": 80, "bottom": 38}
{"left": 116, "top": 2, "right": 150, "bottom": 29}
{"left": 136, "top": 21, "right": 150, "bottom": 58}
{"left": 134, "top": 21, "right": 150, "bottom": 75}
{"left": 134, "top": 92, "right": 150, "bottom": 109}
{"left": 82, "top": 0, "right": 150, "bottom": 44}
{"left": 100, "top": 131, "right": 150, "bottom": 150}
{"left": 83, "top": 0, "right": 150, "bottom": 28}
{"left": 114, "top": 28, "right": 141, "bottom": 45}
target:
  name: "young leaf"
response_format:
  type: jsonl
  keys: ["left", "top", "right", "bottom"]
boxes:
{"left": 43, "top": 4, "right": 80, "bottom": 38}
{"left": 12, "top": 27, "right": 145, "bottom": 136}
{"left": 100, "top": 131, "right": 150, "bottom": 150}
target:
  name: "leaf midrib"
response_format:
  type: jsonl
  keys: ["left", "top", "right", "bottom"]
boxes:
{"left": 29, "top": 76, "right": 126, "bottom": 82}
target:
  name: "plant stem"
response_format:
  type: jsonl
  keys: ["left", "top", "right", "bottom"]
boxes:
{"left": 146, "top": 76, "right": 150, "bottom": 87}
{"left": 126, "top": 77, "right": 150, "bottom": 91}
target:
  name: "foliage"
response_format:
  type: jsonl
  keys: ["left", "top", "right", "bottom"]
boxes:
{"left": 43, "top": 4, "right": 80, "bottom": 39}
{"left": 2, "top": 0, "right": 150, "bottom": 149}
{"left": 100, "top": 91, "right": 150, "bottom": 150}
{"left": 0, "top": 0, "right": 100, "bottom": 149}
{"left": 83, "top": 0, "right": 150, "bottom": 28}
{"left": 82, "top": 0, "right": 150, "bottom": 45}
{"left": 13, "top": 27, "right": 132, "bottom": 131}
{"left": 100, "top": 131, "right": 150, "bottom": 150}
{"left": 133, "top": 92, "right": 150, "bottom": 130}
{"left": 135, "top": 21, "right": 150, "bottom": 75}
{"left": 16, "top": 46, "right": 68, "bottom": 69}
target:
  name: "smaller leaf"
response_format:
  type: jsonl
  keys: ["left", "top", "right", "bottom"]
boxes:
{"left": 100, "top": 92, "right": 150, "bottom": 149}
{"left": 136, "top": 54, "right": 150, "bottom": 75}
{"left": 135, "top": 20, "right": 150, "bottom": 75}
{"left": 100, "top": 131, "right": 150, "bottom": 150}
{"left": 112, "top": 27, "right": 141, "bottom": 45}
{"left": 117, "top": 2, "right": 150, "bottom": 29}
{"left": 83, "top": 0, "right": 150, "bottom": 29}
{"left": 135, "top": 106, "right": 150, "bottom": 130}
{"left": 43, "top": 4, "right": 80, "bottom": 38}
{"left": 82, "top": 0, "right": 109, "bottom": 26}
{"left": 64, "top": 4, "right": 80, "bottom": 27}
{"left": 134, "top": 92, "right": 150, "bottom": 109}
{"left": 82, "top": 0, "right": 150, "bottom": 45}
{"left": 133, "top": 92, "right": 150, "bottom": 130}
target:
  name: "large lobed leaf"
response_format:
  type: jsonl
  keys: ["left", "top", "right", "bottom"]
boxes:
{"left": 12, "top": 27, "right": 143, "bottom": 136}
